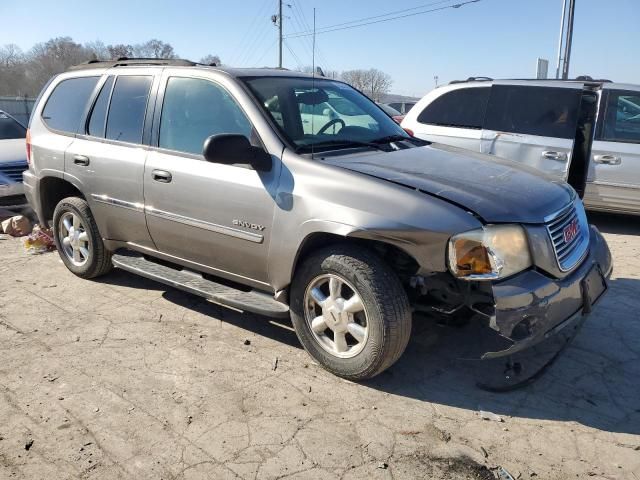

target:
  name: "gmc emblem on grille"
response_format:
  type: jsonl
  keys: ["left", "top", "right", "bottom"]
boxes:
{"left": 563, "top": 219, "right": 579, "bottom": 244}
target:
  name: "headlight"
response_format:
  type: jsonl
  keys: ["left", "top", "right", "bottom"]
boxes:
{"left": 448, "top": 225, "right": 532, "bottom": 280}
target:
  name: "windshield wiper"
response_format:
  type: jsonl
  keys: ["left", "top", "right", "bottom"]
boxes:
{"left": 370, "top": 134, "right": 411, "bottom": 144}
{"left": 301, "top": 139, "right": 388, "bottom": 152}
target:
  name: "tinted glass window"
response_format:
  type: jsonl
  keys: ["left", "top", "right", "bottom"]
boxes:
{"left": 417, "top": 87, "right": 490, "bottom": 129}
{"left": 106, "top": 76, "right": 152, "bottom": 144}
{"left": 485, "top": 85, "right": 581, "bottom": 139}
{"left": 600, "top": 90, "right": 640, "bottom": 143}
{"left": 87, "top": 76, "right": 114, "bottom": 137}
{"left": 0, "top": 113, "right": 26, "bottom": 139}
{"left": 159, "top": 77, "right": 252, "bottom": 155}
{"left": 42, "top": 76, "right": 99, "bottom": 133}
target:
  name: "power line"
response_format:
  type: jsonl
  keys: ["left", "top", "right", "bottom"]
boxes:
{"left": 290, "top": 0, "right": 331, "bottom": 69}
{"left": 253, "top": 38, "right": 278, "bottom": 66}
{"left": 289, "top": 0, "right": 456, "bottom": 35}
{"left": 284, "top": 0, "right": 481, "bottom": 39}
{"left": 231, "top": 0, "right": 272, "bottom": 65}
{"left": 283, "top": 40, "right": 303, "bottom": 70}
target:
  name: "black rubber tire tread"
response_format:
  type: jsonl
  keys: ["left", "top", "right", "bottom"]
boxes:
{"left": 290, "top": 244, "right": 412, "bottom": 381}
{"left": 52, "top": 196, "right": 112, "bottom": 279}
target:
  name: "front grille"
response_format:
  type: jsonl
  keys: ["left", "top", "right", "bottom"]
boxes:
{"left": 0, "top": 161, "right": 27, "bottom": 183}
{"left": 546, "top": 201, "right": 589, "bottom": 272}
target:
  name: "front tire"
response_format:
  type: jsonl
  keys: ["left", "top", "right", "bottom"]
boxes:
{"left": 52, "top": 196, "right": 112, "bottom": 279}
{"left": 290, "top": 245, "right": 412, "bottom": 380}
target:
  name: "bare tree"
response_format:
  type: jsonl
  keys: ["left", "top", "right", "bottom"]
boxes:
{"left": 107, "top": 43, "right": 134, "bottom": 59}
{"left": 341, "top": 68, "right": 392, "bottom": 101}
{"left": 133, "top": 39, "right": 176, "bottom": 59}
{"left": 85, "top": 40, "right": 109, "bottom": 61}
{"left": 200, "top": 54, "right": 221, "bottom": 65}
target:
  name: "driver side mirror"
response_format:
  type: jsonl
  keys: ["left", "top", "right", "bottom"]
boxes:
{"left": 203, "top": 134, "right": 272, "bottom": 172}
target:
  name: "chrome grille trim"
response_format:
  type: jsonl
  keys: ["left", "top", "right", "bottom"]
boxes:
{"left": 545, "top": 200, "right": 590, "bottom": 272}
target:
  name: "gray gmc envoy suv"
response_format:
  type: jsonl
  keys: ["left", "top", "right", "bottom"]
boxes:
{"left": 24, "top": 59, "right": 612, "bottom": 381}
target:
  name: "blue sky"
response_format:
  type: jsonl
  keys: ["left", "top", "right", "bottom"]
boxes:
{"left": 2, "top": 0, "right": 638, "bottom": 96}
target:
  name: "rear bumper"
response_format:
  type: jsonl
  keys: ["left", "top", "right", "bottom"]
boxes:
{"left": 22, "top": 170, "right": 44, "bottom": 222}
{"left": 483, "top": 225, "right": 612, "bottom": 359}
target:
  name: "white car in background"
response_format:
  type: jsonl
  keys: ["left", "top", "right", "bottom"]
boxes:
{"left": 402, "top": 79, "right": 640, "bottom": 216}
{"left": 0, "top": 110, "right": 29, "bottom": 210}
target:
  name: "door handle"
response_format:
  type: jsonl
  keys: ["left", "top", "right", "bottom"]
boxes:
{"left": 593, "top": 154, "right": 622, "bottom": 165}
{"left": 152, "top": 170, "right": 172, "bottom": 183}
{"left": 73, "top": 155, "right": 90, "bottom": 166}
{"left": 542, "top": 151, "right": 568, "bottom": 161}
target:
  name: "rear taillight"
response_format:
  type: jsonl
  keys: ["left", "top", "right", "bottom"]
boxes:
{"left": 26, "top": 129, "right": 31, "bottom": 165}
{"left": 403, "top": 128, "right": 414, "bottom": 137}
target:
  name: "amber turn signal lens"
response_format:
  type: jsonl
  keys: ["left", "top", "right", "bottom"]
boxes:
{"left": 451, "top": 239, "right": 494, "bottom": 276}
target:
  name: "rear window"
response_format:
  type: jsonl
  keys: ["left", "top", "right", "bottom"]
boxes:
{"left": 485, "top": 85, "right": 581, "bottom": 139}
{"left": 0, "top": 114, "right": 26, "bottom": 140}
{"left": 417, "top": 87, "right": 490, "bottom": 129}
{"left": 41, "top": 76, "right": 99, "bottom": 133}
{"left": 105, "top": 76, "right": 152, "bottom": 144}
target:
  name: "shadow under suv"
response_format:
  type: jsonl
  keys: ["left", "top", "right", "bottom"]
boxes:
{"left": 23, "top": 58, "right": 612, "bottom": 382}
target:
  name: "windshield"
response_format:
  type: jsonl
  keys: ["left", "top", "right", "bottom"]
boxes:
{"left": 0, "top": 113, "right": 26, "bottom": 140}
{"left": 244, "top": 76, "right": 411, "bottom": 153}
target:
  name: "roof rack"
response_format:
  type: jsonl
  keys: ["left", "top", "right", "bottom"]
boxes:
{"left": 448, "top": 76, "right": 612, "bottom": 86}
{"left": 449, "top": 76, "right": 493, "bottom": 85}
{"left": 68, "top": 57, "right": 199, "bottom": 71}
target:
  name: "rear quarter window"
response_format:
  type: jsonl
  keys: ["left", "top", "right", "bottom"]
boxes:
{"left": 485, "top": 85, "right": 581, "bottom": 139}
{"left": 41, "top": 76, "right": 100, "bottom": 133}
{"left": 417, "top": 87, "right": 490, "bottom": 129}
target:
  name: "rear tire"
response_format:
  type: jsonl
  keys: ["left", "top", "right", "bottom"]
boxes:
{"left": 52, "top": 196, "right": 112, "bottom": 279}
{"left": 290, "top": 244, "right": 412, "bottom": 380}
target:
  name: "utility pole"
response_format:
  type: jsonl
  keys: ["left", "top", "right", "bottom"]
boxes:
{"left": 278, "top": 0, "right": 283, "bottom": 68}
{"left": 561, "top": 0, "right": 576, "bottom": 79}
{"left": 555, "top": 0, "right": 576, "bottom": 79}
{"left": 555, "top": 0, "right": 567, "bottom": 79}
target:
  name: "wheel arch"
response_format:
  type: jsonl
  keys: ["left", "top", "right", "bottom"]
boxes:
{"left": 38, "top": 176, "right": 85, "bottom": 227}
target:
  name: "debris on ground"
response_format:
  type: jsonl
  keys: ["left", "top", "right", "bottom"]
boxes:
{"left": 480, "top": 446, "right": 489, "bottom": 458}
{"left": 478, "top": 410, "right": 504, "bottom": 422}
{"left": 377, "top": 462, "right": 388, "bottom": 469}
{"left": 243, "top": 339, "right": 251, "bottom": 345}
{"left": 273, "top": 356, "right": 279, "bottom": 371}
{"left": 496, "top": 466, "right": 515, "bottom": 479}
{"left": 23, "top": 224, "right": 55, "bottom": 254}
{"left": 25, "top": 439, "right": 34, "bottom": 451}
{"left": 1, "top": 215, "right": 32, "bottom": 237}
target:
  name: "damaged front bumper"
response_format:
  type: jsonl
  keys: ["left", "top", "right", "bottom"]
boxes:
{"left": 483, "top": 225, "right": 612, "bottom": 359}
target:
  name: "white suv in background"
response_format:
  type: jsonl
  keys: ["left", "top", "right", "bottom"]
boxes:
{"left": 402, "top": 79, "right": 640, "bottom": 216}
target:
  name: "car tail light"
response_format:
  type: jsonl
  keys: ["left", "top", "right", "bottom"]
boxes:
{"left": 403, "top": 128, "right": 414, "bottom": 137}
{"left": 26, "top": 129, "right": 32, "bottom": 165}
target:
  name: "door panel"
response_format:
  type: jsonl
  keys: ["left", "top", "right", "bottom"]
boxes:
{"left": 480, "top": 130, "right": 574, "bottom": 179}
{"left": 586, "top": 140, "right": 640, "bottom": 214}
{"left": 65, "top": 138, "right": 153, "bottom": 246}
{"left": 584, "top": 89, "right": 640, "bottom": 214}
{"left": 414, "top": 125, "right": 482, "bottom": 152}
{"left": 144, "top": 152, "right": 278, "bottom": 285}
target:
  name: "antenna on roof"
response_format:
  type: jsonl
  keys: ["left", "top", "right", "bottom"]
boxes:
{"left": 311, "top": 7, "right": 316, "bottom": 161}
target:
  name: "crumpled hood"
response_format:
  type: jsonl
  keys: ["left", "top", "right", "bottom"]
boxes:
{"left": 0, "top": 139, "right": 27, "bottom": 164}
{"left": 322, "top": 143, "right": 574, "bottom": 224}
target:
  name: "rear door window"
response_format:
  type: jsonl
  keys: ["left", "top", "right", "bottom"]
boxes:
{"left": 41, "top": 76, "right": 100, "bottom": 133}
{"left": 484, "top": 85, "right": 581, "bottom": 139}
{"left": 87, "top": 76, "right": 114, "bottom": 138}
{"left": 417, "top": 87, "right": 490, "bottom": 129}
{"left": 0, "top": 114, "right": 26, "bottom": 139}
{"left": 105, "top": 75, "right": 152, "bottom": 144}
{"left": 598, "top": 90, "right": 640, "bottom": 144}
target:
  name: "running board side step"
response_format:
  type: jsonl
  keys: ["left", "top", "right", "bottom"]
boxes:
{"left": 112, "top": 252, "right": 290, "bottom": 318}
